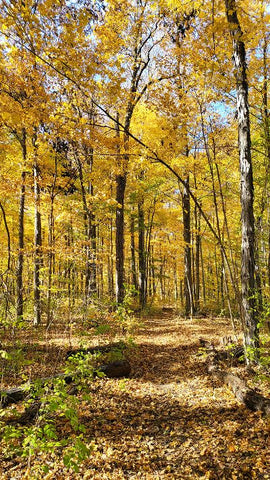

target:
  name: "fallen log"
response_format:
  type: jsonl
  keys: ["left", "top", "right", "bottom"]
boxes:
{"left": 208, "top": 364, "right": 270, "bottom": 415}
{"left": 0, "top": 360, "right": 131, "bottom": 408}
{"left": 0, "top": 373, "right": 74, "bottom": 408}
{"left": 199, "top": 338, "right": 244, "bottom": 365}
{"left": 98, "top": 360, "right": 131, "bottom": 378}
{"left": 201, "top": 339, "right": 270, "bottom": 415}
{"left": 0, "top": 386, "right": 28, "bottom": 408}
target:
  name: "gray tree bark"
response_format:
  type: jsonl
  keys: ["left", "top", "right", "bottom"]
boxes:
{"left": 225, "top": 0, "right": 259, "bottom": 354}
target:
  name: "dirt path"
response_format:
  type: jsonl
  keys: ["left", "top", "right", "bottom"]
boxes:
{"left": 1, "top": 315, "right": 270, "bottom": 479}
{"left": 76, "top": 315, "right": 269, "bottom": 480}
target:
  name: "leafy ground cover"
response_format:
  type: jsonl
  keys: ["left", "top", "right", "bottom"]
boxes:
{"left": 0, "top": 314, "right": 269, "bottom": 479}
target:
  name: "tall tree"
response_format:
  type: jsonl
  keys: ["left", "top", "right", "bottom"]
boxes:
{"left": 17, "top": 131, "right": 27, "bottom": 320}
{"left": 33, "top": 132, "right": 42, "bottom": 326}
{"left": 224, "top": 0, "right": 258, "bottom": 354}
{"left": 182, "top": 175, "right": 193, "bottom": 316}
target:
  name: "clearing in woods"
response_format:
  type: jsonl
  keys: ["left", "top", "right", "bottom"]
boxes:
{"left": 1, "top": 314, "right": 270, "bottom": 479}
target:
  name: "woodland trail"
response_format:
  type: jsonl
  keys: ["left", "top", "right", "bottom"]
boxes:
{"left": 72, "top": 314, "right": 270, "bottom": 480}
{"left": 1, "top": 315, "right": 269, "bottom": 479}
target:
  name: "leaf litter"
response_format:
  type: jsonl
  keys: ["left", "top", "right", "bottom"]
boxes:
{"left": 0, "top": 314, "right": 269, "bottom": 479}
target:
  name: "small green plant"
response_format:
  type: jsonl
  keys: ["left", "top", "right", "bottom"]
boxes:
{"left": 0, "top": 352, "right": 97, "bottom": 473}
{"left": 114, "top": 285, "right": 140, "bottom": 335}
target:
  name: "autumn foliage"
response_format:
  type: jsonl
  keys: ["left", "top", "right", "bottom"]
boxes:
{"left": 0, "top": 0, "right": 269, "bottom": 477}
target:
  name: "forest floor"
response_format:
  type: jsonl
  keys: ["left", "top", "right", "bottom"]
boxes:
{"left": 0, "top": 313, "right": 270, "bottom": 479}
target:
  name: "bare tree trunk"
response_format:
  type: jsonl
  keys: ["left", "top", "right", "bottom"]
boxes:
{"left": 47, "top": 156, "right": 57, "bottom": 327}
{"left": 108, "top": 211, "right": 114, "bottom": 298}
{"left": 0, "top": 201, "right": 12, "bottom": 322}
{"left": 145, "top": 199, "right": 156, "bottom": 299}
{"left": 47, "top": 199, "right": 54, "bottom": 327}
{"left": 115, "top": 171, "right": 127, "bottom": 304}
{"left": 225, "top": 0, "right": 258, "bottom": 354}
{"left": 150, "top": 244, "right": 156, "bottom": 297}
{"left": 86, "top": 147, "right": 97, "bottom": 298}
{"left": 173, "top": 261, "right": 178, "bottom": 300}
{"left": 194, "top": 203, "right": 201, "bottom": 312}
{"left": 182, "top": 175, "right": 193, "bottom": 316}
{"left": 130, "top": 211, "right": 138, "bottom": 290}
{"left": 193, "top": 168, "right": 201, "bottom": 312}
{"left": 0, "top": 202, "right": 11, "bottom": 272}
{"left": 99, "top": 236, "right": 104, "bottom": 298}
{"left": 17, "top": 129, "right": 27, "bottom": 320}
{"left": 200, "top": 240, "right": 206, "bottom": 307}
{"left": 138, "top": 193, "right": 146, "bottom": 307}
{"left": 33, "top": 135, "right": 42, "bottom": 326}
{"left": 180, "top": 279, "right": 183, "bottom": 308}
{"left": 115, "top": 112, "right": 129, "bottom": 304}
{"left": 254, "top": 217, "right": 263, "bottom": 313}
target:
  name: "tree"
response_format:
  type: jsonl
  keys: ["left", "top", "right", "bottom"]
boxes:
{"left": 224, "top": 0, "right": 259, "bottom": 354}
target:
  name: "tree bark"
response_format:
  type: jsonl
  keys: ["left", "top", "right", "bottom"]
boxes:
{"left": 115, "top": 171, "right": 127, "bottom": 304}
{"left": 193, "top": 168, "right": 200, "bottom": 312}
{"left": 85, "top": 147, "right": 97, "bottom": 298}
{"left": 138, "top": 197, "right": 146, "bottom": 307}
{"left": 0, "top": 201, "right": 11, "bottom": 272}
{"left": 17, "top": 129, "right": 27, "bottom": 320}
{"left": 47, "top": 156, "right": 57, "bottom": 327}
{"left": 225, "top": 0, "right": 258, "bottom": 354}
{"left": 108, "top": 205, "right": 114, "bottom": 298}
{"left": 182, "top": 175, "right": 193, "bottom": 316}
{"left": 130, "top": 211, "right": 138, "bottom": 290}
{"left": 33, "top": 135, "right": 42, "bottom": 326}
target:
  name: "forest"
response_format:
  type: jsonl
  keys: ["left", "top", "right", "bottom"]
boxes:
{"left": 0, "top": 0, "right": 269, "bottom": 478}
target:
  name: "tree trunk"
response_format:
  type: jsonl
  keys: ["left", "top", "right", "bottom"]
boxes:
{"left": 108, "top": 210, "right": 114, "bottom": 298}
{"left": 194, "top": 203, "right": 201, "bottom": 312}
{"left": 115, "top": 172, "right": 127, "bottom": 304}
{"left": 86, "top": 147, "right": 97, "bottom": 298}
{"left": 47, "top": 156, "right": 57, "bottom": 327}
{"left": 173, "top": 261, "right": 178, "bottom": 300}
{"left": 138, "top": 198, "right": 146, "bottom": 307}
{"left": 130, "top": 212, "right": 138, "bottom": 291}
{"left": 193, "top": 168, "right": 201, "bottom": 312}
{"left": 150, "top": 244, "right": 156, "bottom": 297}
{"left": 182, "top": 175, "right": 193, "bottom": 316}
{"left": 115, "top": 113, "right": 129, "bottom": 304}
{"left": 200, "top": 239, "right": 206, "bottom": 307}
{"left": 33, "top": 137, "right": 42, "bottom": 326}
{"left": 47, "top": 198, "right": 54, "bottom": 327}
{"left": 17, "top": 129, "right": 27, "bottom": 320}
{"left": 145, "top": 200, "right": 156, "bottom": 299}
{"left": 225, "top": 0, "right": 258, "bottom": 355}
